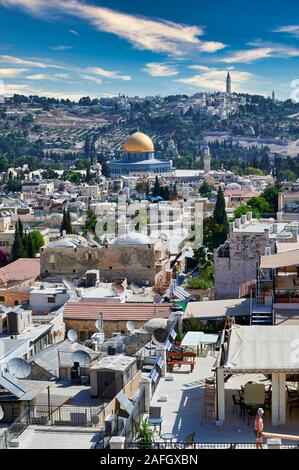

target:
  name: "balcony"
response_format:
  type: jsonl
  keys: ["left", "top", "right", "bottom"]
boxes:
{"left": 274, "top": 288, "right": 299, "bottom": 303}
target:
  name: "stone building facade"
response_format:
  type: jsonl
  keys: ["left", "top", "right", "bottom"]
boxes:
{"left": 40, "top": 233, "right": 170, "bottom": 286}
{"left": 214, "top": 214, "right": 277, "bottom": 299}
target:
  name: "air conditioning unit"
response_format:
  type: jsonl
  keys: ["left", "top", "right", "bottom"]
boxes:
{"left": 265, "top": 246, "right": 272, "bottom": 256}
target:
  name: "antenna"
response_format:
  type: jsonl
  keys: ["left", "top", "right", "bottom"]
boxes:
{"left": 95, "top": 313, "right": 104, "bottom": 332}
{"left": 72, "top": 350, "right": 92, "bottom": 367}
{"left": 7, "top": 357, "right": 31, "bottom": 379}
{"left": 154, "top": 294, "right": 162, "bottom": 304}
{"left": 67, "top": 329, "right": 78, "bottom": 343}
{"left": 126, "top": 320, "right": 135, "bottom": 332}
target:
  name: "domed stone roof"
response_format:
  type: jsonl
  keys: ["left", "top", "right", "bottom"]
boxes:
{"left": 112, "top": 232, "right": 152, "bottom": 245}
{"left": 124, "top": 132, "right": 154, "bottom": 153}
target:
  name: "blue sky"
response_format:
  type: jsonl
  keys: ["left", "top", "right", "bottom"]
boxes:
{"left": 0, "top": 0, "right": 299, "bottom": 100}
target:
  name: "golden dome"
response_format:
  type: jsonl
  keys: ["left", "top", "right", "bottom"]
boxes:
{"left": 124, "top": 131, "right": 154, "bottom": 153}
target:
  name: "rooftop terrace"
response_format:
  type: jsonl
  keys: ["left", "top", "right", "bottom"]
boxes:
{"left": 149, "top": 352, "right": 299, "bottom": 445}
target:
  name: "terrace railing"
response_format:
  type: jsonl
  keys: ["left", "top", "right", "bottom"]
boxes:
{"left": 125, "top": 441, "right": 298, "bottom": 450}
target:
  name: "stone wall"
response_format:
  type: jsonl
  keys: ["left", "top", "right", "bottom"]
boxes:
{"left": 214, "top": 230, "right": 276, "bottom": 299}
{"left": 64, "top": 318, "right": 147, "bottom": 342}
{"left": 41, "top": 243, "right": 166, "bottom": 286}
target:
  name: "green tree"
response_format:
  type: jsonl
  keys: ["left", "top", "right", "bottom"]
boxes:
{"left": 18, "top": 218, "right": 24, "bottom": 240}
{"left": 11, "top": 223, "right": 24, "bottom": 261}
{"left": 26, "top": 234, "right": 35, "bottom": 258}
{"left": 247, "top": 196, "right": 270, "bottom": 213}
{"left": 244, "top": 167, "right": 265, "bottom": 176}
{"left": 261, "top": 184, "right": 281, "bottom": 213}
{"left": 84, "top": 209, "right": 97, "bottom": 234}
{"left": 152, "top": 176, "right": 160, "bottom": 197}
{"left": 5, "top": 179, "right": 22, "bottom": 193}
{"left": 29, "top": 231, "right": 44, "bottom": 255}
{"left": 281, "top": 170, "right": 297, "bottom": 182}
{"left": 199, "top": 181, "right": 212, "bottom": 197}
{"left": 60, "top": 208, "right": 72, "bottom": 235}
{"left": 213, "top": 188, "right": 228, "bottom": 247}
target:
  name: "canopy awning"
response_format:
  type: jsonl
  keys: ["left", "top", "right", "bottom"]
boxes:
{"left": 181, "top": 331, "right": 218, "bottom": 348}
{"left": 260, "top": 249, "right": 299, "bottom": 269}
{"left": 224, "top": 325, "right": 299, "bottom": 372}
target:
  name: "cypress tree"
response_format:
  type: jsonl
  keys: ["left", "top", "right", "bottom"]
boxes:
{"left": 213, "top": 187, "right": 228, "bottom": 227}
{"left": 66, "top": 209, "right": 72, "bottom": 234}
{"left": 12, "top": 223, "right": 24, "bottom": 261}
{"left": 18, "top": 218, "right": 24, "bottom": 240}
{"left": 60, "top": 208, "right": 67, "bottom": 235}
{"left": 27, "top": 234, "right": 35, "bottom": 258}
{"left": 152, "top": 176, "right": 160, "bottom": 197}
{"left": 213, "top": 187, "right": 229, "bottom": 247}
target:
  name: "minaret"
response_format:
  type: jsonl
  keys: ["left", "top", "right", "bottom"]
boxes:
{"left": 203, "top": 145, "right": 211, "bottom": 173}
{"left": 226, "top": 72, "right": 231, "bottom": 94}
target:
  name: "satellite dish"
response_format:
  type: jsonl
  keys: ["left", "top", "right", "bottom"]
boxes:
{"left": 112, "top": 283, "right": 125, "bottom": 295}
{"left": 152, "top": 328, "right": 169, "bottom": 347}
{"left": 95, "top": 319, "right": 103, "bottom": 332}
{"left": 126, "top": 320, "right": 135, "bottom": 332}
{"left": 7, "top": 357, "right": 31, "bottom": 379}
{"left": 72, "top": 350, "right": 92, "bottom": 367}
{"left": 154, "top": 294, "right": 162, "bottom": 304}
{"left": 160, "top": 233, "right": 168, "bottom": 242}
{"left": 67, "top": 329, "right": 78, "bottom": 343}
{"left": 0, "top": 406, "right": 4, "bottom": 421}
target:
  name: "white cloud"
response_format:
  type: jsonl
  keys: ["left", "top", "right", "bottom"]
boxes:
{"left": 189, "top": 65, "right": 212, "bottom": 72}
{"left": 273, "top": 25, "right": 299, "bottom": 38}
{"left": 54, "top": 73, "right": 70, "bottom": 79}
{"left": 0, "top": 54, "right": 64, "bottom": 69}
{"left": 25, "top": 73, "right": 51, "bottom": 80}
{"left": 142, "top": 63, "right": 178, "bottom": 77}
{"left": 221, "top": 45, "right": 299, "bottom": 63}
{"left": 176, "top": 66, "right": 255, "bottom": 92}
{"left": 3, "top": 82, "right": 96, "bottom": 100}
{"left": 0, "top": 0, "right": 226, "bottom": 56}
{"left": 86, "top": 67, "right": 131, "bottom": 81}
{"left": 69, "top": 29, "right": 79, "bottom": 36}
{"left": 81, "top": 75, "right": 102, "bottom": 85}
{"left": 0, "top": 67, "right": 27, "bottom": 78}
{"left": 50, "top": 45, "right": 73, "bottom": 51}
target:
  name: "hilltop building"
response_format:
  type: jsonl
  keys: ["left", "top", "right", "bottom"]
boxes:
{"left": 203, "top": 145, "right": 211, "bottom": 173}
{"left": 108, "top": 131, "right": 174, "bottom": 178}
{"left": 226, "top": 72, "right": 231, "bottom": 94}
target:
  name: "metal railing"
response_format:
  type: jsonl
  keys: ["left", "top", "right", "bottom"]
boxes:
{"left": 0, "top": 431, "right": 7, "bottom": 449}
{"left": 274, "top": 288, "right": 299, "bottom": 302}
{"left": 125, "top": 441, "right": 299, "bottom": 450}
{"left": 120, "top": 387, "right": 146, "bottom": 442}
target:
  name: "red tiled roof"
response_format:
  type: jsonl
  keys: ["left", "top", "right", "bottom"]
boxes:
{"left": 224, "top": 189, "right": 260, "bottom": 198}
{"left": 63, "top": 301, "right": 173, "bottom": 322}
{"left": 0, "top": 258, "right": 40, "bottom": 285}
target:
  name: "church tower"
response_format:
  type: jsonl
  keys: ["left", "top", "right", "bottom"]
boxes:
{"left": 203, "top": 145, "right": 211, "bottom": 173}
{"left": 226, "top": 72, "right": 231, "bottom": 94}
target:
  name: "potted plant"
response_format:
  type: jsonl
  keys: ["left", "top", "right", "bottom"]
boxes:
{"left": 135, "top": 418, "right": 155, "bottom": 449}
{"left": 261, "top": 284, "right": 272, "bottom": 297}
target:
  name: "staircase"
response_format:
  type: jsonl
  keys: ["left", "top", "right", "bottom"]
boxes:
{"left": 250, "top": 304, "right": 273, "bottom": 325}
{"left": 201, "top": 377, "right": 216, "bottom": 424}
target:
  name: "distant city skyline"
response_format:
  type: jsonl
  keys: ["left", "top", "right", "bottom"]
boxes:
{"left": 0, "top": 0, "right": 299, "bottom": 100}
